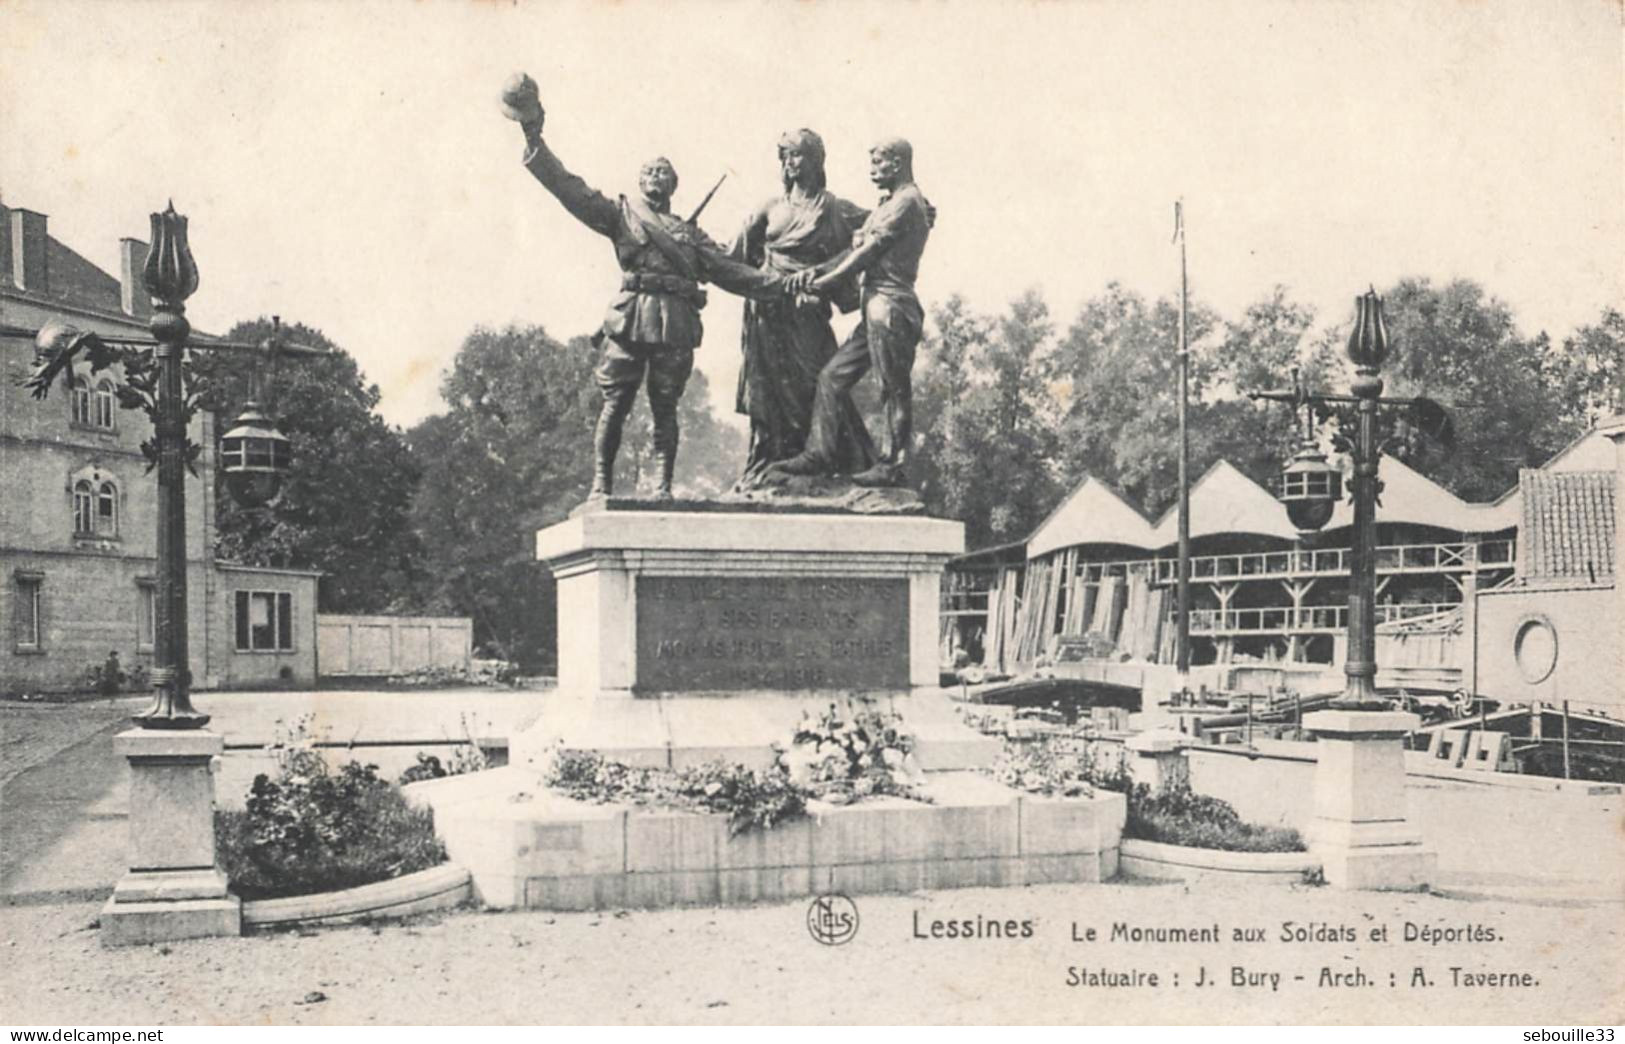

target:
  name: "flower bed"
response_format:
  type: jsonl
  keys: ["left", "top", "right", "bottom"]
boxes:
{"left": 216, "top": 718, "right": 448, "bottom": 901}
{"left": 1124, "top": 782, "right": 1306, "bottom": 854}
{"left": 985, "top": 733, "right": 1306, "bottom": 853}
{"left": 541, "top": 698, "right": 931, "bottom": 835}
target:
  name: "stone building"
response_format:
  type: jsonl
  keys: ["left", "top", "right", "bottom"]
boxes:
{"left": 1, "top": 199, "right": 318, "bottom": 694}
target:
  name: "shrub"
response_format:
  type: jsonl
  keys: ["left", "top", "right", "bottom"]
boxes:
{"left": 984, "top": 733, "right": 1305, "bottom": 853}
{"left": 216, "top": 753, "right": 446, "bottom": 901}
{"left": 396, "top": 719, "right": 491, "bottom": 786}
{"left": 1123, "top": 780, "right": 1306, "bottom": 853}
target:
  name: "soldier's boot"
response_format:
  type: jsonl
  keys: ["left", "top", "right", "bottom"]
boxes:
{"left": 650, "top": 402, "right": 679, "bottom": 500}
{"left": 592, "top": 387, "right": 635, "bottom": 498}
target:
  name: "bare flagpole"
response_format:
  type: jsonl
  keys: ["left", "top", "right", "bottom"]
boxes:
{"left": 1174, "top": 201, "right": 1192, "bottom": 688}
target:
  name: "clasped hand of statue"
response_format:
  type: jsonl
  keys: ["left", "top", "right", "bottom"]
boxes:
{"left": 783, "top": 268, "right": 824, "bottom": 297}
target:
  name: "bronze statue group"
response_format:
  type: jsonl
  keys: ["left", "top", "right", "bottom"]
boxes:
{"left": 502, "top": 73, "right": 932, "bottom": 499}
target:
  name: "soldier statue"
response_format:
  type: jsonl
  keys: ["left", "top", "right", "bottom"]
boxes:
{"left": 501, "top": 73, "right": 788, "bottom": 499}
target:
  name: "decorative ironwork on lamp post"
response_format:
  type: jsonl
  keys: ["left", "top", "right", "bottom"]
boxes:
{"left": 22, "top": 203, "right": 322, "bottom": 729}
{"left": 1251, "top": 289, "right": 1452, "bottom": 707}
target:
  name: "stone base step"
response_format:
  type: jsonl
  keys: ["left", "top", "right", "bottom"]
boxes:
{"left": 410, "top": 768, "right": 1126, "bottom": 911}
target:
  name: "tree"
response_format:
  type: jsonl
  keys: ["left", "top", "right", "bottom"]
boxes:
{"left": 408, "top": 325, "right": 599, "bottom": 669}
{"left": 1199, "top": 287, "right": 1336, "bottom": 497}
{"left": 913, "top": 291, "right": 1060, "bottom": 547}
{"left": 208, "top": 318, "right": 424, "bottom": 613}
{"left": 1376, "top": 278, "right": 1580, "bottom": 501}
{"left": 1548, "top": 306, "right": 1624, "bottom": 426}
{"left": 1044, "top": 283, "right": 1222, "bottom": 518}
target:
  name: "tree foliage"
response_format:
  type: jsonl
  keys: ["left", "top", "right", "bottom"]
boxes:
{"left": 1548, "top": 306, "right": 1624, "bottom": 427}
{"left": 407, "top": 325, "right": 598, "bottom": 669}
{"left": 913, "top": 276, "right": 1597, "bottom": 550}
{"left": 209, "top": 318, "right": 423, "bottom": 613}
{"left": 913, "top": 292, "right": 1060, "bottom": 548}
{"left": 1043, "top": 283, "right": 1222, "bottom": 518}
{"left": 1376, "top": 278, "right": 1582, "bottom": 501}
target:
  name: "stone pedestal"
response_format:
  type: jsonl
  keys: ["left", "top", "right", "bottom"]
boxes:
{"left": 1303, "top": 709, "right": 1436, "bottom": 891}
{"left": 101, "top": 729, "right": 240, "bottom": 947}
{"left": 1125, "top": 729, "right": 1188, "bottom": 792}
{"left": 510, "top": 505, "right": 997, "bottom": 771}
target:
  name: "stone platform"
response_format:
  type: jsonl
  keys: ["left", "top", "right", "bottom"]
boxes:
{"left": 515, "top": 504, "right": 998, "bottom": 771}
{"left": 418, "top": 502, "right": 1075, "bottom": 912}
{"left": 411, "top": 768, "right": 1125, "bottom": 911}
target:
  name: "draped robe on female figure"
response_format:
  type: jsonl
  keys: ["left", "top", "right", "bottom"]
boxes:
{"left": 730, "top": 190, "right": 877, "bottom": 484}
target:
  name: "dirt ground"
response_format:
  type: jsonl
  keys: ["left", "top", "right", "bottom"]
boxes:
{"left": 4, "top": 695, "right": 1620, "bottom": 1026}
{"left": 0, "top": 697, "right": 146, "bottom": 790}
{"left": 3, "top": 880, "right": 1620, "bottom": 1026}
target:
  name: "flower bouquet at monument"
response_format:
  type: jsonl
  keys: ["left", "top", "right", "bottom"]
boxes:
{"left": 781, "top": 698, "right": 929, "bottom": 805}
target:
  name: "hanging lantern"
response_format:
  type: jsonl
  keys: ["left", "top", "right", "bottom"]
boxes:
{"left": 220, "top": 403, "right": 291, "bottom": 507}
{"left": 1280, "top": 443, "right": 1342, "bottom": 532}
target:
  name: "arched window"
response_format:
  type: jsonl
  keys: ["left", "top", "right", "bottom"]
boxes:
{"left": 70, "top": 378, "right": 92, "bottom": 426}
{"left": 94, "top": 379, "right": 116, "bottom": 429}
{"left": 96, "top": 481, "right": 118, "bottom": 536}
{"left": 72, "top": 481, "right": 94, "bottom": 534}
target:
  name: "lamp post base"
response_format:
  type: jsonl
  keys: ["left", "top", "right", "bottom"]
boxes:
{"left": 100, "top": 729, "right": 240, "bottom": 946}
{"left": 1303, "top": 709, "right": 1437, "bottom": 891}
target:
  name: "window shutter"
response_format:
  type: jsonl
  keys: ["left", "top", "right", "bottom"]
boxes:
{"left": 235, "top": 591, "right": 250, "bottom": 650}
{"left": 277, "top": 593, "right": 293, "bottom": 650}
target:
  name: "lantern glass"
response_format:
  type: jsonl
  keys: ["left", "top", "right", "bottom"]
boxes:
{"left": 1279, "top": 449, "right": 1341, "bottom": 533}
{"left": 220, "top": 405, "right": 291, "bottom": 507}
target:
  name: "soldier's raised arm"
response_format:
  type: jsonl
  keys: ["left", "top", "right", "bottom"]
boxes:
{"left": 521, "top": 135, "right": 622, "bottom": 240}
{"left": 503, "top": 73, "right": 621, "bottom": 239}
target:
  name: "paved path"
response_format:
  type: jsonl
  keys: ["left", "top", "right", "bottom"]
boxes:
{"left": 0, "top": 701, "right": 141, "bottom": 904}
{"left": 0, "top": 688, "right": 549, "bottom": 905}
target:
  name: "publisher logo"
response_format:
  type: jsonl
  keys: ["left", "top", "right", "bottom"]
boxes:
{"left": 807, "top": 893, "right": 859, "bottom": 945}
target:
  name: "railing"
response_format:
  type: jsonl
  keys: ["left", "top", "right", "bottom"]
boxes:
{"left": 941, "top": 538, "right": 1516, "bottom": 614}
{"left": 1150, "top": 539, "right": 1513, "bottom": 584}
{"left": 1186, "top": 602, "right": 1460, "bottom": 636}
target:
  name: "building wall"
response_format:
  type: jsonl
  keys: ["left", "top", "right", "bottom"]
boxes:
{"left": 208, "top": 565, "right": 320, "bottom": 688}
{"left": 2, "top": 288, "right": 221, "bottom": 693}
{"left": 1475, "top": 584, "right": 1621, "bottom": 714}
{"left": 3, "top": 210, "right": 316, "bottom": 694}
{"left": 2, "top": 553, "right": 213, "bottom": 694}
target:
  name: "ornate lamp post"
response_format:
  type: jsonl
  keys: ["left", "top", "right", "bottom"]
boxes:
{"left": 25, "top": 203, "right": 321, "bottom": 728}
{"left": 23, "top": 202, "right": 324, "bottom": 944}
{"left": 1251, "top": 288, "right": 1450, "bottom": 707}
{"left": 1250, "top": 289, "right": 1446, "bottom": 890}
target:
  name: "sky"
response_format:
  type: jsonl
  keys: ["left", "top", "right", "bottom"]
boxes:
{"left": 2, "top": 0, "right": 1620, "bottom": 430}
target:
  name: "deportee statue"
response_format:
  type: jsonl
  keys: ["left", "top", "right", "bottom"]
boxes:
{"left": 501, "top": 72, "right": 788, "bottom": 499}
{"left": 729, "top": 129, "right": 878, "bottom": 487}
{"left": 773, "top": 138, "right": 932, "bottom": 489}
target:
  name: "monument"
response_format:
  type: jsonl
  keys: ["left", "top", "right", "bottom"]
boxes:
{"left": 495, "top": 72, "right": 977, "bottom": 767}
{"left": 407, "top": 76, "right": 1123, "bottom": 911}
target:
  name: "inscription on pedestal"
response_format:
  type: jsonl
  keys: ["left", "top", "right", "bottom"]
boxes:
{"left": 635, "top": 576, "right": 909, "bottom": 691}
